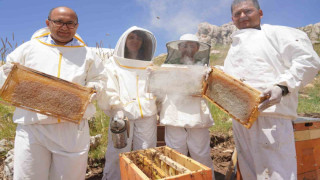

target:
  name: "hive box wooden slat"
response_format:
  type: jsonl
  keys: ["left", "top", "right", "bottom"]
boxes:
{"left": 0, "top": 63, "right": 95, "bottom": 123}
{"left": 294, "top": 117, "right": 320, "bottom": 180}
{"left": 120, "top": 146, "right": 212, "bottom": 180}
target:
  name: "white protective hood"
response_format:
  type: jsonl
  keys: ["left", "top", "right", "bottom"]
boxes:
{"left": 104, "top": 26, "right": 158, "bottom": 120}
{"left": 113, "top": 26, "right": 156, "bottom": 66}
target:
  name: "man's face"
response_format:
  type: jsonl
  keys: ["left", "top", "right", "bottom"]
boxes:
{"left": 231, "top": 1, "right": 263, "bottom": 29}
{"left": 46, "top": 7, "right": 78, "bottom": 45}
{"left": 178, "top": 41, "right": 199, "bottom": 58}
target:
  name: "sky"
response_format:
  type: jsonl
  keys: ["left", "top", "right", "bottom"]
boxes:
{"left": 0, "top": 0, "right": 319, "bottom": 56}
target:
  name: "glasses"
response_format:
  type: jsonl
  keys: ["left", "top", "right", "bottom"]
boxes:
{"left": 233, "top": 9, "right": 255, "bottom": 18}
{"left": 48, "top": 19, "right": 78, "bottom": 29}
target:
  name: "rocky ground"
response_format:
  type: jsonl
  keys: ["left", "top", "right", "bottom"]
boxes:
{"left": 0, "top": 158, "right": 4, "bottom": 180}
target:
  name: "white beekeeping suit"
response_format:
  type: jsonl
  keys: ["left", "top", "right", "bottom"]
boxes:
{"left": 102, "top": 26, "right": 158, "bottom": 180}
{"left": 0, "top": 27, "right": 108, "bottom": 180}
{"left": 155, "top": 34, "right": 215, "bottom": 180}
{"left": 224, "top": 24, "right": 320, "bottom": 179}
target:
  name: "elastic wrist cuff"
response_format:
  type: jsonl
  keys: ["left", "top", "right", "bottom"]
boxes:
{"left": 276, "top": 84, "right": 289, "bottom": 96}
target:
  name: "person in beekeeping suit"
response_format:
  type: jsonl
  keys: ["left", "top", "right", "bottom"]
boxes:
{"left": 155, "top": 34, "right": 215, "bottom": 180}
{"left": 101, "top": 26, "right": 158, "bottom": 180}
{"left": 0, "top": 6, "right": 109, "bottom": 180}
{"left": 224, "top": 0, "right": 320, "bottom": 179}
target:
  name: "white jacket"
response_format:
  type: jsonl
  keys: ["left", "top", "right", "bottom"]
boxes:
{"left": 103, "top": 26, "right": 157, "bottom": 120}
{"left": 224, "top": 24, "right": 320, "bottom": 119}
{"left": 2, "top": 27, "right": 107, "bottom": 124}
{"left": 158, "top": 64, "right": 214, "bottom": 128}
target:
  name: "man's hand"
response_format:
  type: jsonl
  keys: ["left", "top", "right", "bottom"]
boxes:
{"left": 2, "top": 63, "right": 13, "bottom": 76}
{"left": 258, "top": 85, "right": 283, "bottom": 111}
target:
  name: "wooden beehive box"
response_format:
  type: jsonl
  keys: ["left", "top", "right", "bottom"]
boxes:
{"left": 119, "top": 146, "right": 212, "bottom": 180}
{"left": 294, "top": 116, "right": 320, "bottom": 180}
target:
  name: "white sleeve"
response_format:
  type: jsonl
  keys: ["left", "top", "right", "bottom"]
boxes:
{"left": 0, "top": 42, "right": 30, "bottom": 87}
{"left": 96, "top": 60, "right": 123, "bottom": 116}
{"left": 275, "top": 29, "right": 320, "bottom": 92}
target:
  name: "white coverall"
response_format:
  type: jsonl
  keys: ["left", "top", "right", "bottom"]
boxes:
{"left": 223, "top": 24, "right": 320, "bottom": 179}
{"left": 102, "top": 26, "right": 157, "bottom": 180}
{"left": 0, "top": 27, "right": 107, "bottom": 180}
{"left": 158, "top": 64, "right": 215, "bottom": 179}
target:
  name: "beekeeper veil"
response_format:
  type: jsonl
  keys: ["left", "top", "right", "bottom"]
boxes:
{"left": 113, "top": 26, "right": 156, "bottom": 61}
{"left": 165, "top": 34, "right": 210, "bottom": 65}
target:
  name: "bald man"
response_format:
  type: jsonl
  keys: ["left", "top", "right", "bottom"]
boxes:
{"left": 0, "top": 6, "right": 108, "bottom": 180}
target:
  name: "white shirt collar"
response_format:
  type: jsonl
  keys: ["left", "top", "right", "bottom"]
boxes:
{"left": 41, "top": 35, "right": 82, "bottom": 46}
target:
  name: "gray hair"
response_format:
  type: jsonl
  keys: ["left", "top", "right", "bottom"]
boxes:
{"left": 231, "top": 0, "right": 260, "bottom": 13}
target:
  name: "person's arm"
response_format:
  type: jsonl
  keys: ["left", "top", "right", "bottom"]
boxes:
{"left": 102, "top": 62, "right": 123, "bottom": 116}
{"left": 275, "top": 29, "right": 320, "bottom": 92}
{"left": 88, "top": 55, "right": 123, "bottom": 117}
{"left": 259, "top": 27, "right": 320, "bottom": 111}
{"left": 0, "top": 42, "right": 30, "bottom": 87}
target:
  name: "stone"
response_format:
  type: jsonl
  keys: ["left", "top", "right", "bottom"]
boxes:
{"left": 0, "top": 139, "right": 13, "bottom": 154}
{"left": 3, "top": 149, "right": 14, "bottom": 180}
{"left": 90, "top": 134, "right": 102, "bottom": 150}
{"left": 196, "top": 22, "right": 237, "bottom": 46}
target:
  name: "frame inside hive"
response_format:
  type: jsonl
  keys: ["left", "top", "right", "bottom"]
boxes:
{"left": 203, "top": 67, "right": 265, "bottom": 129}
{"left": 120, "top": 146, "right": 212, "bottom": 180}
{"left": 0, "top": 63, "right": 95, "bottom": 123}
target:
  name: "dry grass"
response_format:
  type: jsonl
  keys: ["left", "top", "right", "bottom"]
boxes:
{"left": 95, "top": 41, "right": 113, "bottom": 63}
{"left": 0, "top": 33, "right": 19, "bottom": 63}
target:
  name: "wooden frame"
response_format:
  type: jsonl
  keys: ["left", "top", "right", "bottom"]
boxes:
{"left": 0, "top": 63, "right": 95, "bottom": 123}
{"left": 203, "top": 67, "right": 265, "bottom": 129}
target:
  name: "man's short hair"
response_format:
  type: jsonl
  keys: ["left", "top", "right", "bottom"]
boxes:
{"left": 48, "top": 6, "right": 78, "bottom": 23}
{"left": 231, "top": 0, "right": 260, "bottom": 13}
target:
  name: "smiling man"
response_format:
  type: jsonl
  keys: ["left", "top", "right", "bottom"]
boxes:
{"left": 46, "top": 7, "right": 79, "bottom": 45}
{"left": 223, "top": 0, "right": 320, "bottom": 179}
{"left": 0, "top": 6, "right": 108, "bottom": 180}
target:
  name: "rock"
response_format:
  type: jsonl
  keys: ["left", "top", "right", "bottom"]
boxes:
{"left": 0, "top": 139, "right": 13, "bottom": 154}
{"left": 4, "top": 149, "right": 14, "bottom": 180}
{"left": 297, "top": 22, "right": 320, "bottom": 43}
{"left": 90, "top": 134, "right": 102, "bottom": 150}
{"left": 304, "top": 83, "right": 315, "bottom": 89}
{"left": 196, "top": 22, "right": 237, "bottom": 46}
{"left": 210, "top": 50, "right": 221, "bottom": 54}
{"left": 300, "top": 94, "right": 310, "bottom": 99}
